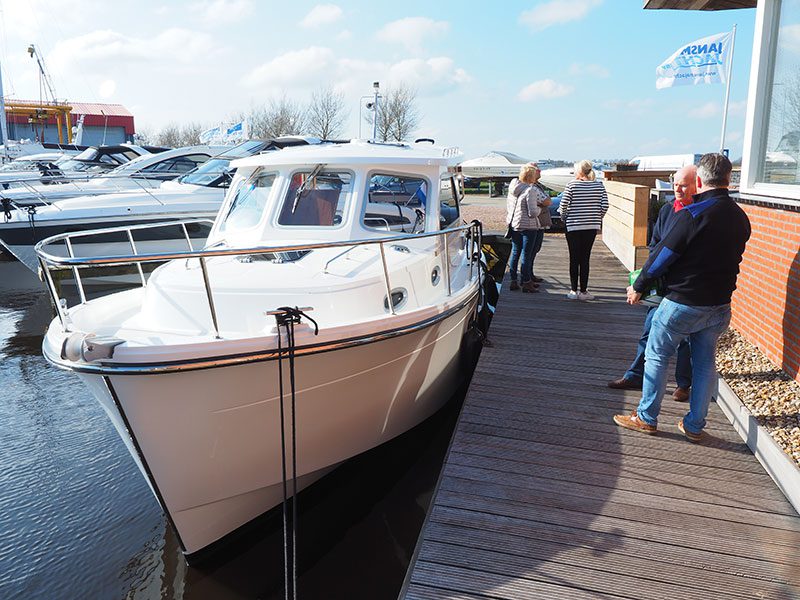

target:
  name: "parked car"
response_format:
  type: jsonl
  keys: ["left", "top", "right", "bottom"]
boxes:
{"left": 548, "top": 193, "right": 564, "bottom": 230}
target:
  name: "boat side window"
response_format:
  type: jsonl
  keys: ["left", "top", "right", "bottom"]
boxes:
{"left": 439, "top": 175, "right": 460, "bottom": 230}
{"left": 219, "top": 172, "right": 277, "bottom": 233}
{"left": 277, "top": 170, "right": 352, "bottom": 227}
{"left": 364, "top": 173, "right": 428, "bottom": 233}
{"left": 139, "top": 155, "right": 209, "bottom": 176}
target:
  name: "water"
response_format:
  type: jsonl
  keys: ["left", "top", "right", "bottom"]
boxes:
{"left": 0, "top": 261, "right": 479, "bottom": 599}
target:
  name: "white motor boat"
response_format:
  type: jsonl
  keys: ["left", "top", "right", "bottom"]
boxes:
{"left": 0, "top": 138, "right": 313, "bottom": 274}
{"left": 539, "top": 163, "right": 606, "bottom": 193}
{"left": 459, "top": 150, "right": 530, "bottom": 179}
{"left": 37, "top": 139, "right": 482, "bottom": 557}
{"left": 0, "top": 143, "right": 160, "bottom": 189}
{"left": 0, "top": 145, "right": 228, "bottom": 208}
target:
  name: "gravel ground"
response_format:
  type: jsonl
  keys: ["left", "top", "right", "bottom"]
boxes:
{"left": 717, "top": 329, "right": 800, "bottom": 467}
{"left": 462, "top": 200, "right": 800, "bottom": 466}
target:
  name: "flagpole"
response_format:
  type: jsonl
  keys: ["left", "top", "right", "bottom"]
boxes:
{"left": 719, "top": 24, "right": 737, "bottom": 153}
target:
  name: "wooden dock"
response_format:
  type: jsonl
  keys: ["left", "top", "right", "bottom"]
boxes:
{"left": 401, "top": 234, "right": 800, "bottom": 600}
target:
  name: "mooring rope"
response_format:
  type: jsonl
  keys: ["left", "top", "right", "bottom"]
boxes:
{"left": 273, "top": 306, "right": 319, "bottom": 600}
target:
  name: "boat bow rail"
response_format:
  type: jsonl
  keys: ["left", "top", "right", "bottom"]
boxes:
{"left": 35, "top": 218, "right": 483, "bottom": 348}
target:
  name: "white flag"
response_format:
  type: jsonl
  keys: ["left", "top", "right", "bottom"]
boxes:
{"left": 656, "top": 31, "right": 732, "bottom": 90}
{"left": 199, "top": 125, "right": 222, "bottom": 144}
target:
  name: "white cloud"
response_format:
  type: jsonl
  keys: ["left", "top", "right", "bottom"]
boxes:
{"left": 49, "top": 28, "right": 222, "bottom": 72}
{"left": 518, "top": 79, "right": 573, "bottom": 101}
{"left": 376, "top": 17, "right": 449, "bottom": 53}
{"left": 730, "top": 100, "right": 748, "bottom": 116}
{"left": 243, "top": 46, "right": 336, "bottom": 87}
{"left": 300, "top": 4, "right": 343, "bottom": 28}
{"left": 689, "top": 101, "right": 719, "bottom": 119}
{"left": 244, "top": 48, "right": 469, "bottom": 96}
{"left": 780, "top": 24, "right": 800, "bottom": 53}
{"left": 519, "top": 0, "right": 602, "bottom": 31}
{"left": 336, "top": 30, "right": 352, "bottom": 41}
{"left": 98, "top": 79, "right": 116, "bottom": 98}
{"left": 569, "top": 63, "right": 609, "bottom": 78}
{"left": 196, "top": 0, "right": 254, "bottom": 24}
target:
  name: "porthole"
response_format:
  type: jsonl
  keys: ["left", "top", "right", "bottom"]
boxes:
{"left": 383, "top": 288, "right": 408, "bottom": 312}
{"left": 431, "top": 266, "right": 441, "bottom": 286}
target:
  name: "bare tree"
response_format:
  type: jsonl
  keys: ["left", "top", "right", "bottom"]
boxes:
{"left": 364, "top": 84, "right": 421, "bottom": 142}
{"left": 247, "top": 96, "right": 308, "bottom": 139}
{"left": 307, "top": 87, "right": 348, "bottom": 139}
{"left": 387, "top": 85, "right": 420, "bottom": 142}
{"left": 149, "top": 122, "right": 206, "bottom": 147}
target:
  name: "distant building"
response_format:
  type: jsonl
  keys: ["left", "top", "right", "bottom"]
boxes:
{"left": 4, "top": 101, "right": 135, "bottom": 146}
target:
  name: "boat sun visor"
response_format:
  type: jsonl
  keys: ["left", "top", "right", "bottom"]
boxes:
{"left": 61, "top": 332, "right": 125, "bottom": 363}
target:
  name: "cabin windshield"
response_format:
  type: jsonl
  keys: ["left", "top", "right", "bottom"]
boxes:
{"left": 219, "top": 172, "right": 277, "bottom": 234}
{"left": 277, "top": 170, "right": 352, "bottom": 227}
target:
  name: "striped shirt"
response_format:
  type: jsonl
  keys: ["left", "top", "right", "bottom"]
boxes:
{"left": 559, "top": 179, "right": 608, "bottom": 232}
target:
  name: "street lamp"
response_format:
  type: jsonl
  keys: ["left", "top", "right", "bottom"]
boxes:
{"left": 358, "top": 82, "right": 382, "bottom": 141}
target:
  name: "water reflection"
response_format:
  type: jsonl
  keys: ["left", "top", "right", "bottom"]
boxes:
{"left": 0, "top": 259, "right": 473, "bottom": 600}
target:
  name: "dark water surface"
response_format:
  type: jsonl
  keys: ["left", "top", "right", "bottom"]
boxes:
{"left": 0, "top": 262, "right": 477, "bottom": 599}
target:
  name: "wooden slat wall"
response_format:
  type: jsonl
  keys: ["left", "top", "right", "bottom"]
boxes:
{"left": 601, "top": 180, "right": 650, "bottom": 271}
{"left": 401, "top": 234, "right": 800, "bottom": 600}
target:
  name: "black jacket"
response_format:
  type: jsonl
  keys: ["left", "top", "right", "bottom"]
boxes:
{"left": 633, "top": 188, "right": 751, "bottom": 306}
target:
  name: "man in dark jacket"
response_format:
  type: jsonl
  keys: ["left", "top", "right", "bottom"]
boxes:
{"left": 607, "top": 165, "right": 696, "bottom": 400}
{"left": 613, "top": 153, "right": 751, "bottom": 442}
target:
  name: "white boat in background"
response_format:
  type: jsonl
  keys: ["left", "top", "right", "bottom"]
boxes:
{"left": 37, "top": 139, "right": 482, "bottom": 557}
{"left": 0, "top": 143, "right": 161, "bottom": 189}
{"left": 0, "top": 145, "right": 228, "bottom": 207}
{"left": 459, "top": 150, "right": 530, "bottom": 179}
{"left": 539, "top": 162, "right": 607, "bottom": 193}
{"left": 0, "top": 138, "right": 314, "bottom": 275}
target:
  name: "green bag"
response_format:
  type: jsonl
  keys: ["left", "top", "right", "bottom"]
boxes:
{"left": 629, "top": 269, "right": 664, "bottom": 306}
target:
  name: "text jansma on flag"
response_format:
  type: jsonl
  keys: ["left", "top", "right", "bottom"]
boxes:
{"left": 656, "top": 31, "right": 732, "bottom": 90}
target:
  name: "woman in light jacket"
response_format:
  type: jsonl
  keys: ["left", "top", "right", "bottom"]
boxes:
{"left": 559, "top": 159, "right": 608, "bottom": 301}
{"left": 506, "top": 163, "right": 544, "bottom": 293}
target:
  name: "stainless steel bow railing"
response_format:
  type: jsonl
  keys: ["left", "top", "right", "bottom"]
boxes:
{"left": 35, "top": 219, "right": 483, "bottom": 338}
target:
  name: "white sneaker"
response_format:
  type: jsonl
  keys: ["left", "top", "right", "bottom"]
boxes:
{"left": 566, "top": 291, "right": 578, "bottom": 300}
{"left": 578, "top": 291, "right": 595, "bottom": 301}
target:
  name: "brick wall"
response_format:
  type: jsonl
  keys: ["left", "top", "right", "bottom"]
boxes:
{"left": 731, "top": 202, "right": 800, "bottom": 382}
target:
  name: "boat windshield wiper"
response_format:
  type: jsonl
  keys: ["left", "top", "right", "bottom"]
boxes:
{"left": 291, "top": 163, "right": 325, "bottom": 213}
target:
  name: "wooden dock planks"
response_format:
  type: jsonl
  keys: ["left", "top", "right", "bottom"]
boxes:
{"left": 401, "top": 234, "right": 800, "bottom": 600}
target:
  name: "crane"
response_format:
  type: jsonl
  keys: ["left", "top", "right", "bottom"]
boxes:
{"left": 27, "top": 44, "right": 59, "bottom": 104}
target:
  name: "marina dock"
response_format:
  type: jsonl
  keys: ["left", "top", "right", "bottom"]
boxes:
{"left": 401, "top": 234, "right": 800, "bottom": 599}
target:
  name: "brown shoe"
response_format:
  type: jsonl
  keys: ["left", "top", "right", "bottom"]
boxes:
{"left": 607, "top": 377, "right": 643, "bottom": 390}
{"left": 678, "top": 419, "right": 702, "bottom": 442}
{"left": 673, "top": 387, "right": 690, "bottom": 402}
{"left": 521, "top": 281, "right": 540, "bottom": 293}
{"left": 613, "top": 410, "right": 657, "bottom": 435}
{"left": 509, "top": 280, "right": 520, "bottom": 291}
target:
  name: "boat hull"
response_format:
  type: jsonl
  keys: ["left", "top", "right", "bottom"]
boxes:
{"left": 77, "top": 293, "right": 478, "bottom": 555}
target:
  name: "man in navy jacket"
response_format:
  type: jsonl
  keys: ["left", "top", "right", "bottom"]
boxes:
{"left": 607, "top": 165, "right": 696, "bottom": 399}
{"left": 614, "top": 153, "right": 751, "bottom": 441}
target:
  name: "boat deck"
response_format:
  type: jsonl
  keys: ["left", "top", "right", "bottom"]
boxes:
{"left": 401, "top": 234, "right": 800, "bottom": 600}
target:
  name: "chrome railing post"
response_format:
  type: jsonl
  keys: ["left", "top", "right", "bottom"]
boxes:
{"left": 378, "top": 242, "right": 395, "bottom": 315}
{"left": 442, "top": 231, "right": 452, "bottom": 297}
{"left": 199, "top": 256, "right": 221, "bottom": 339}
{"left": 126, "top": 229, "right": 147, "bottom": 287}
{"left": 64, "top": 238, "right": 87, "bottom": 304}
{"left": 38, "top": 256, "right": 66, "bottom": 330}
{"left": 181, "top": 223, "right": 193, "bottom": 250}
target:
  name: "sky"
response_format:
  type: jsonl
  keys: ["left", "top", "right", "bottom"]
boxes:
{"left": 0, "top": 0, "right": 757, "bottom": 162}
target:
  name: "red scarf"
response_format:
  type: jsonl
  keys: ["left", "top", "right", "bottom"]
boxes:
{"left": 673, "top": 198, "right": 689, "bottom": 212}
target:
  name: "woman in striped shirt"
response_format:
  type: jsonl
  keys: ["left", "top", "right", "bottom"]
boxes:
{"left": 559, "top": 160, "right": 608, "bottom": 301}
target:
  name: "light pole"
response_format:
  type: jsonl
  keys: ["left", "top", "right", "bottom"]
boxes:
{"left": 372, "top": 81, "right": 380, "bottom": 141}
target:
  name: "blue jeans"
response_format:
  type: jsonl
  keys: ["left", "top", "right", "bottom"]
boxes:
{"left": 624, "top": 305, "right": 692, "bottom": 388}
{"left": 508, "top": 229, "right": 537, "bottom": 283}
{"left": 636, "top": 298, "right": 731, "bottom": 433}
